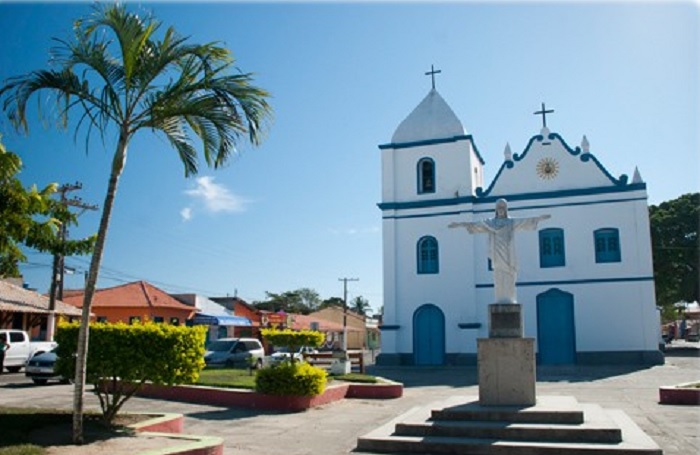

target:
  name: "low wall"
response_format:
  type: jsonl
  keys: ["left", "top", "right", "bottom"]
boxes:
{"left": 130, "top": 378, "right": 403, "bottom": 412}
{"left": 659, "top": 382, "right": 700, "bottom": 405}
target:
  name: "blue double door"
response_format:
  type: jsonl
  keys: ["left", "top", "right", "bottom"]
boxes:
{"left": 537, "top": 289, "right": 576, "bottom": 364}
{"left": 413, "top": 304, "right": 445, "bottom": 365}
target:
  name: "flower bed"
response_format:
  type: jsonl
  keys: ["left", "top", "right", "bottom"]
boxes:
{"left": 129, "top": 377, "right": 403, "bottom": 412}
{"left": 659, "top": 382, "right": 700, "bottom": 405}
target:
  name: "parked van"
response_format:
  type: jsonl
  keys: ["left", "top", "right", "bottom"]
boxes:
{"left": 0, "top": 329, "right": 56, "bottom": 373}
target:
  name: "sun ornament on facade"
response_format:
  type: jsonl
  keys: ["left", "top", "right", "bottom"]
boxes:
{"left": 536, "top": 157, "right": 559, "bottom": 180}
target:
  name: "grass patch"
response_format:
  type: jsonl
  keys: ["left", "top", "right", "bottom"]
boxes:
{"left": 331, "top": 373, "right": 379, "bottom": 384}
{"left": 196, "top": 367, "right": 257, "bottom": 389}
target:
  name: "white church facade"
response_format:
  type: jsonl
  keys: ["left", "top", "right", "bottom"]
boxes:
{"left": 377, "top": 87, "right": 663, "bottom": 366}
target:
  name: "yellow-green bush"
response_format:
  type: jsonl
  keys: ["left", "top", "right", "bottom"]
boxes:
{"left": 255, "top": 362, "right": 327, "bottom": 396}
{"left": 55, "top": 321, "right": 206, "bottom": 423}
{"left": 261, "top": 328, "right": 324, "bottom": 350}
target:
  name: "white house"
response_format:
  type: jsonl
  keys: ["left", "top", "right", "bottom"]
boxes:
{"left": 377, "top": 88, "right": 662, "bottom": 366}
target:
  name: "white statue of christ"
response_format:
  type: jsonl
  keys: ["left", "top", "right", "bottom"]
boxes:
{"left": 449, "top": 199, "right": 550, "bottom": 304}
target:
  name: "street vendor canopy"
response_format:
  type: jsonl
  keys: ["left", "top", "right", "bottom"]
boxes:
{"left": 191, "top": 313, "right": 252, "bottom": 326}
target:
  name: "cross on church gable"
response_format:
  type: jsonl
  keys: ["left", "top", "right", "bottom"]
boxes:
{"left": 534, "top": 102, "right": 554, "bottom": 128}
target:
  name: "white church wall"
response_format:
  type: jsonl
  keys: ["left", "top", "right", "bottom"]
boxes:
{"left": 381, "top": 140, "right": 477, "bottom": 203}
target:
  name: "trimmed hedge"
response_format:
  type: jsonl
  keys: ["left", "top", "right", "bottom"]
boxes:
{"left": 261, "top": 328, "right": 324, "bottom": 351}
{"left": 255, "top": 362, "right": 328, "bottom": 397}
{"left": 55, "top": 321, "right": 206, "bottom": 423}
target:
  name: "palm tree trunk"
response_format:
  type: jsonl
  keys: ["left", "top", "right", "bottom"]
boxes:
{"left": 72, "top": 131, "right": 128, "bottom": 444}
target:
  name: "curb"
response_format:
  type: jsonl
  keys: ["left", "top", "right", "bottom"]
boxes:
{"left": 132, "top": 378, "right": 404, "bottom": 412}
{"left": 126, "top": 412, "right": 224, "bottom": 455}
{"left": 659, "top": 381, "right": 700, "bottom": 405}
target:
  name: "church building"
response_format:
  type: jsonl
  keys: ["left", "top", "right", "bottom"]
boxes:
{"left": 377, "top": 84, "right": 663, "bottom": 366}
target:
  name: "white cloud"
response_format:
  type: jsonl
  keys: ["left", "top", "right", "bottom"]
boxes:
{"left": 180, "top": 207, "right": 192, "bottom": 222}
{"left": 184, "top": 176, "right": 250, "bottom": 214}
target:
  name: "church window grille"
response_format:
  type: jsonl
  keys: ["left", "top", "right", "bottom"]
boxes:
{"left": 417, "top": 158, "right": 435, "bottom": 194}
{"left": 417, "top": 236, "right": 439, "bottom": 274}
{"left": 540, "top": 228, "right": 565, "bottom": 268}
{"left": 594, "top": 228, "right": 621, "bottom": 263}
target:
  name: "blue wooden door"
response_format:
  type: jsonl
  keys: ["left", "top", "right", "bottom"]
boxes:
{"left": 413, "top": 304, "right": 445, "bottom": 365}
{"left": 537, "top": 289, "right": 576, "bottom": 364}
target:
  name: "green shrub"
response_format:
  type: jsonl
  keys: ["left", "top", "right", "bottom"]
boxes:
{"left": 255, "top": 362, "right": 327, "bottom": 396}
{"left": 55, "top": 321, "right": 207, "bottom": 424}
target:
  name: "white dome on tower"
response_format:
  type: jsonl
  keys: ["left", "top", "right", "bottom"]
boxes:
{"left": 391, "top": 89, "right": 466, "bottom": 144}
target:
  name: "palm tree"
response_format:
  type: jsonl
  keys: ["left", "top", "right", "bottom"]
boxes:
{"left": 350, "top": 296, "right": 371, "bottom": 316}
{"left": 0, "top": 4, "right": 271, "bottom": 443}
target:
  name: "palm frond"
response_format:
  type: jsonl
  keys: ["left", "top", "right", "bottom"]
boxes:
{"left": 0, "top": 69, "right": 110, "bottom": 133}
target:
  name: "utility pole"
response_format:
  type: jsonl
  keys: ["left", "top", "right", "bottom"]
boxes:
{"left": 47, "top": 182, "right": 98, "bottom": 341}
{"left": 338, "top": 277, "right": 359, "bottom": 352}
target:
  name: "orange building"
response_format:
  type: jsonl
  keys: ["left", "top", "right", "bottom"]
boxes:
{"left": 62, "top": 281, "right": 195, "bottom": 325}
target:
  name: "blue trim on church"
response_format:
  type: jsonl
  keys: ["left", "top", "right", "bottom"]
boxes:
{"left": 474, "top": 275, "right": 654, "bottom": 289}
{"left": 377, "top": 183, "right": 647, "bottom": 212}
{"left": 378, "top": 134, "right": 486, "bottom": 165}
{"left": 475, "top": 132, "right": 629, "bottom": 198}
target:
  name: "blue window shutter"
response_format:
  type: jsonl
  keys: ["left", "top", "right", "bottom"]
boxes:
{"left": 540, "top": 228, "right": 565, "bottom": 268}
{"left": 594, "top": 228, "right": 621, "bottom": 263}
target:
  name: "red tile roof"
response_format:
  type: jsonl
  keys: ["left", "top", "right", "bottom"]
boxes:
{"left": 62, "top": 281, "right": 195, "bottom": 311}
{"left": 288, "top": 313, "right": 362, "bottom": 332}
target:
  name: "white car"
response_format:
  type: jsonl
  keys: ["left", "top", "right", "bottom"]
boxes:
{"left": 204, "top": 338, "right": 265, "bottom": 369}
{"left": 269, "top": 346, "right": 318, "bottom": 365}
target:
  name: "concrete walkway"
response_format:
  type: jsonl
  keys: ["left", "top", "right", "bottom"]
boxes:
{"left": 1, "top": 344, "right": 698, "bottom": 455}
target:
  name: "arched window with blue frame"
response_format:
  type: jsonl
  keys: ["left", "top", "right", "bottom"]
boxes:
{"left": 417, "top": 236, "right": 439, "bottom": 274}
{"left": 540, "top": 228, "right": 565, "bottom": 268}
{"left": 417, "top": 158, "right": 435, "bottom": 194}
{"left": 594, "top": 228, "right": 621, "bottom": 263}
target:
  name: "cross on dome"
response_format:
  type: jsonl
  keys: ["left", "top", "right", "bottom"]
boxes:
{"left": 425, "top": 65, "right": 442, "bottom": 90}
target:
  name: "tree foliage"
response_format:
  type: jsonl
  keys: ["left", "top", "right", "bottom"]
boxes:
{"left": 350, "top": 296, "right": 371, "bottom": 316}
{"left": 254, "top": 288, "right": 321, "bottom": 314}
{"left": 650, "top": 193, "right": 699, "bottom": 317}
{"left": 0, "top": 136, "right": 95, "bottom": 277}
{"left": 261, "top": 328, "right": 324, "bottom": 354}
{"left": 55, "top": 321, "right": 207, "bottom": 424}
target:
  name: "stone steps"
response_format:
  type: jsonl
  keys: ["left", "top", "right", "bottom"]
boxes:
{"left": 356, "top": 396, "right": 662, "bottom": 455}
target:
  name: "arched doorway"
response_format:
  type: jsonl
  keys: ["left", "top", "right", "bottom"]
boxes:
{"left": 413, "top": 304, "right": 445, "bottom": 365}
{"left": 537, "top": 289, "right": 576, "bottom": 364}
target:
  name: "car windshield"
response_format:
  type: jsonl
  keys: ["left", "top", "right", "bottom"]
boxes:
{"left": 274, "top": 346, "right": 291, "bottom": 353}
{"left": 207, "top": 340, "right": 236, "bottom": 352}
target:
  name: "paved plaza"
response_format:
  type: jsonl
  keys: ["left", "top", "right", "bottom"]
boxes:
{"left": 1, "top": 343, "right": 698, "bottom": 455}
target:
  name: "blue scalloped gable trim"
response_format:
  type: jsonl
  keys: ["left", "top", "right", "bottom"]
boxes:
{"left": 477, "top": 132, "right": 628, "bottom": 198}
{"left": 378, "top": 134, "right": 486, "bottom": 165}
{"left": 377, "top": 182, "right": 646, "bottom": 211}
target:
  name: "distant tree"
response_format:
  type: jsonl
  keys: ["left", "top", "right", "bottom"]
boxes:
{"left": 254, "top": 288, "right": 321, "bottom": 314}
{"left": 297, "top": 288, "right": 321, "bottom": 312}
{"left": 0, "top": 136, "right": 94, "bottom": 277}
{"left": 350, "top": 296, "right": 371, "bottom": 316}
{"left": 649, "top": 193, "right": 699, "bottom": 320}
{"left": 320, "top": 297, "right": 344, "bottom": 309}
{"left": 0, "top": 4, "right": 271, "bottom": 443}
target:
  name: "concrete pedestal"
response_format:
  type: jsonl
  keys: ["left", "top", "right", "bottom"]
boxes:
{"left": 478, "top": 337, "right": 536, "bottom": 406}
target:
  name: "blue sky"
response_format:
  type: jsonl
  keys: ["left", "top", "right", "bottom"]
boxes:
{"left": 0, "top": 1, "right": 698, "bottom": 313}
